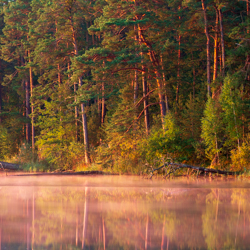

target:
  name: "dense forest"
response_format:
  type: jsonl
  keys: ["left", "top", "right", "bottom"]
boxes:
{"left": 0, "top": 0, "right": 249, "bottom": 173}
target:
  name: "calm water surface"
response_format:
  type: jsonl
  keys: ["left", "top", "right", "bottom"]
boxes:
{"left": 0, "top": 174, "right": 250, "bottom": 249}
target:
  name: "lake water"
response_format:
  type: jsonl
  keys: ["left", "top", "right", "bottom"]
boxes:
{"left": 0, "top": 174, "right": 250, "bottom": 249}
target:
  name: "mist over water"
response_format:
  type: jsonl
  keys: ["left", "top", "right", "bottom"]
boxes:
{"left": 0, "top": 175, "right": 249, "bottom": 249}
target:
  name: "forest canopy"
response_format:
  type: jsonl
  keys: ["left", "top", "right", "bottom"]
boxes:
{"left": 0, "top": 0, "right": 249, "bottom": 173}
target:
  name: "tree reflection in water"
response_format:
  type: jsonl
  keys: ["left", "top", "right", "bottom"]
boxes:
{"left": 0, "top": 176, "right": 249, "bottom": 249}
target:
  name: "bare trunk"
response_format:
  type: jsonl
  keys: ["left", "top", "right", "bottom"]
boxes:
{"left": 218, "top": 9, "right": 225, "bottom": 76}
{"left": 134, "top": 70, "right": 139, "bottom": 104}
{"left": 142, "top": 65, "right": 150, "bottom": 135}
{"left": 21, "top": 56, "right": 31, "bottom": 143}
{"left": 101, "top": 81, "right": 106, "bottom": 124}
{"left": 247, "top": 0, "right": 249, "bottom": 33}
{"left": 176, "top": 34, "right": 181, "bottom": 105}
{"left": 25, "top": 79, "right": 31, "bottom": 143}
{"left": 29, "top": 52, "right": 35, "bottom": 151}
{"left": 193, "top": 66, "right": 196, "bottom": 99}
{"left": 156, "top": 71, "right": 167, "bottom": 127}
{"left": 0, "top": 81, "right": 2, "bottom": 124}
{"left": 160, "top": 54, "right": 169, "bottom": 112}
{"left": 213, "top": 8, "right": 219, "bottom": 82}
{"left": 86, "top": 21, "right": 89, "bottom": 49}
{"left": 79, "top": 78, "right": 91, "bottom": 164}
{"left": 71, "top": 21, "right": 90, "bottom": 163}
{"left": 201, "top": 0, "right": 211, "bottom": 97}
{"left": 137, "top": 24, "right": 166, "bottom": 128}
{"left": 74, "top": 83, "right": 79, "bottom": 142}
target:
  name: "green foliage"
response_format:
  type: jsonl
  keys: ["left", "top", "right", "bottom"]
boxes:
{"left": 0, "top": 0, "right": 250, "bottom": 173}
{"left": 140, "top": 113, "right": 193, "bottom": 167}
{"left": 220, "top": 75, "right": 244, "bottom": 148}
{"left": 0, "top": 126, "right": 12, "bottom": 160}
{"left": 231, "top": 135, "right": 250, "bottom": 172}
{"left": 201, "top": 97, "right": 222, "bottom": 162}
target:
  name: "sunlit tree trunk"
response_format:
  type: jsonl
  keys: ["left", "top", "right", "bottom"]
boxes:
{"left": 213, "top": 8, "right": 219, "bottom": 83}
{"left": 160, "top": 53, "right": 169, "bottom": 113}
{"left": 21, "top": 55, "right": 31, "bottom": 143}
{"left": 71, "top": 21, "right": 90, "bottom": 164}
{"left": 201, "top": 0, "right": 211, "bottom": 97}
{"left": 29, "top": 52, "right": 35, "bottom": 150}
{"left": 142, "top": 65, "right": 150, "bottom": 135}
{"left": 137, "top": 22, "right": 166, "bottom": 128}
{"left": 134, "top": 70, "right": 139, "bottom": 104}
{"left": 101, "top": 62, "right": 106, "bottom": 124}
{"left": 25, "top": 79, "right": 31, "bottom": 143}
{"left": 101, "top": 81, "right": 106, "bottom": 124}
{"left": 218, "top": 9, "right": 225, "bottom": 76}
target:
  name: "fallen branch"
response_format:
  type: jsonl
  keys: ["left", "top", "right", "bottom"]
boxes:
{"left": 0, "top": 161, "right": 20, "bottom": 170}
{"left": 149, "top": 162, "right": 238, "bottom": 179}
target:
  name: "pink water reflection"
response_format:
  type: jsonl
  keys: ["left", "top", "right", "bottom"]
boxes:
{"left": 0, "top": 175, "right": 249, "bottom": 249}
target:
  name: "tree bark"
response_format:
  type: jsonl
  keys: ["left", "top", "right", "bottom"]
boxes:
{"left": 101, "top": 80, "right": 106, "bottom": 124}
{"left": 137, "top": 23, "right": 166, "bottom": 128}
{"left": 134, "top": 69, "right": 139, "bottom": 104}
{"left": 176, "top": 7, "right": 181, "bottom": 105}
{"left": 25, "top": 79, "right": 31, "bottom": 143}
{"left": 213, "top": 8, "right": 219, "bottom": 82}
{"left": 21, "top": 56, "right": 31, "bottom": 143}
{"left": 160, "top": 53, "right": 169, "bottom": 112}
{"left": 247, "top": 0, "right": 249, "bottom": 33}
{"left": 142, "top": 65, "right": 150, "bottom": 135}
{"left": 29, "top": 52, "right": 35, "bottom": 151}
{"left": 0, "top": 81, "right": 2, "bottom": 124}
{"left": 201, "top": 0, "right": 211, "bottom": 97}
{"left": 218, "top": 9, "right": 225, "bottom": 76}
{"left": 71, "top": 20, "right": 91, "bottom": 164}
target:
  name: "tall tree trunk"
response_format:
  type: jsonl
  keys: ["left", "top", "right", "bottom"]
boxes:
{"left": 160, "top": 54, "right": 169, "bottom": 113}
{"left": 218, "top": 9, "right": 225, "bottom": 76}
{"left": 29, "top": 52, "right": 35, "bottom": 151}
{"left": 134, "top": 70, "right": 139, "bottom": 104}
{"left": 201, "top": 0, "right": 211, "bottom": 97}
{"left": 155, "top": 73, "right": 167, "bottom": 127}
{"left": 101, "top": 81, "right": 106, "bottom": 124}
{"left": 137, "top": 23, "right": 166, "bottom": 128}
{"left": 68, "top": 61, "right": 79, "bottom": 142}
{"left": 79, "top": 77, "right": 91, "bottom": 164}
{"left": 247, "top": 0, "right": 249, "bottom": 33}
{"left": 71, "top": 20, "right": 90, "bottom": 164}
{"left": 21, "top": 56, "right": 31, "bottom": 142}
{"left": 142, "top": 65, "right": 150, "bottom": 135}
{"left": 25, "top": 79, "right": 31, "bottom": 143}
{"left": 0, "top": 81, "right": 2, "bottom": 124}
{"left": 192, "top": 52, "right": 196, "bottom": 98}
{"left": 176, "top": 7, "right": 181, "bottom": 105}
{"left": 213, "top": 8, "right": 219, "bottom": 82}
{"left": 74, "top": 82, "right": 79, "bottom": 141}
